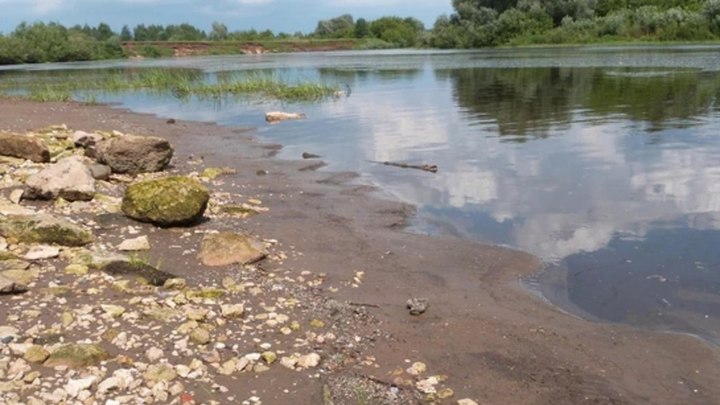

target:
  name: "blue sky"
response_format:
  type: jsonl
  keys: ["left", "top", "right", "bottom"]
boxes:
{"left": 0, "top": 0, "right": 453, "bottom": 35}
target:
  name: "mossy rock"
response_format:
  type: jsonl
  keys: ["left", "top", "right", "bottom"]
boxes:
{"left": 122, "top": 176, "right": 209, "bottom": 226}
{"left": 0, "top": 213, "right": 92, "bottom": 246}
{"left": 44, "top": 343, "right": 110, "bottom": 368}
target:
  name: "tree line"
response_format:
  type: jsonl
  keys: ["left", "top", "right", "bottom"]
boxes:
{"left": 1, "top": 0, "right": 720, "bottom": 64}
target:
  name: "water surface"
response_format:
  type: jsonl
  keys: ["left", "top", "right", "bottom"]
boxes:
{"left": 4, "top": 47, "right": 720, "bottom": 343}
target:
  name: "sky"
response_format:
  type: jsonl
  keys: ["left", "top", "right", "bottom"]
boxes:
{"left": 0, "top": 0, "right": 453, "bottom": 35}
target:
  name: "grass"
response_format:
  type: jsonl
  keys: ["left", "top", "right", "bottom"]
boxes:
{"left": 0, "top": 68, "right": 342, "bottom": 103}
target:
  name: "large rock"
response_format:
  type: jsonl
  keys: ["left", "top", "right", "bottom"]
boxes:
{"left": 24, "top": 156, "right": 96, "bottom": 201}
{"left": 122, "top": 177, "right": 209, "bottom": 226}
{"left": 96, "top": 135, "right": 173, "bottom": 174}
{"left": 0, "top": 213, "right": 92, "bottom": 246}
{"left": 44, "top": 344, "right": 110, "bottom": 368}
{"left": 0, "top": 133, "right": 50, "bottom": 163}
{"left": 198, "top": 232, "right": 267, "bottom": 267}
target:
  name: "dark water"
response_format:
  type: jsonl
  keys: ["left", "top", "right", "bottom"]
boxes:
{"left": 4, "top": 47, "right": 720, "bottom": 343}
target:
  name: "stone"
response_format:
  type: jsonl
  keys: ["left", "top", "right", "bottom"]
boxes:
{"left": 457, "top": 399, "right": 479, "bottom": 405}
{"left": 2, "top": 268, "right": 40, "bottom": 285}
{"left": 265, "top": 111, "right": 306, "bottom": 123}
{"left": 101, "top": 260, "right": 175, "bottom": 286}
{"left": 122, "top": 177, "right": 209, "bottom": 226}
{"left": 163, "top": 278, "right": 187, "bottom": 290}
{"left": 24, "top": 156, "right": 96, "bottom": 201}
{"left": 261, "top": 351, "right": 277, "bottom": 364}
{"left": 144, "top": 364, "right": 177, "bottom": 383}
{"left": 0, "top": 197, "right": 35, "bottom": 216}
{"left": 118, "top": 235, "right": 150, "bottom": 251}
{"left": 0, "top": 133, "right": 50, "bottom": 162}
{"left": 0, "top": 213, "right": 92, "bottom": 246}
{"left": 190, "top": 328, "right": 211, "bottom": 345}
{"left": 0, "top": 274, "right": 27, "bottom": 294}
{"left": 406, "top": 298, "right": 429, "bottom": 316}
{"left": 64, "top": 264, "right": 89, "bottom": 276}
{"left": 198, "top": 232, "right": 267, "bottom": 267}
{"left": 23, "top": 345, "right": 50, "bottom": 363}
{"left": 101, "top": 304, "right": 126, "bottom": 317}
{"left": 220, "top": 304, "right": 245, "bottom": 319}
{"left": 406, "top": 362, "right": 427, "bottom": 376}
{"left": 72, "top": 131, "right": 103, "bottom": 148}
{"left": 200, "top": 167, "right": 236, "bottom": 180}
{"left": 44, "top": 344, "right": 110, "bottom": 368}
{"left": 146, "top": 347, "right": 164, "bottom": 362}
{"left": 64, "top": 376, "right": 96, "bottom": 398}
{"left": 0, "top": 326, "right": 20, "bottom": 342}
{"left": 96, "top": 134, "right": 173, "bottom": 174}
{"left": 24, "top": 245, "right": 60, "bottom": 260}
{"left": 296, "top": 353, "right": 321, "bottom": 369}
{"left": 87, "top": 163, "right": 112, "bottom": 180}
{"left": 9, "top": 189, "right": 23, "bottom": 204}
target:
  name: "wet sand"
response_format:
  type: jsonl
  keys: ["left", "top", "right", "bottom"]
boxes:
{"left": 1, "top": 99, "right": 719, "bottom": 404}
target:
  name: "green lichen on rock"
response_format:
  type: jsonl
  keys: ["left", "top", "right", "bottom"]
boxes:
{"left": 44, "top": 343, "right": 110, "bottom": 368}
{"left": 0, "top": 213, "right": 92, "bottom": 246}
{"left": 121, "top": 176, "right": 209, "bottom": 226}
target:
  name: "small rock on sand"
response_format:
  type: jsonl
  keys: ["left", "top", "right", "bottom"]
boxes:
{"left": 406, "top": 298, "right": 429, "bottom": 316}
{"left": 265, "top": 111, "right": 306, "bottom": 123}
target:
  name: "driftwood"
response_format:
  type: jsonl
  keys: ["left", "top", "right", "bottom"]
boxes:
{"left": 368, "top": 160, "right": 438, "bottom": 173}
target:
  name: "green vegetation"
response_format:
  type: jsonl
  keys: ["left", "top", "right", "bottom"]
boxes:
{"left": 431, "top": 0, "right": 720, "bottom": 47}
{"left": 0, "top": 68, "right": 342, "bottom": 102}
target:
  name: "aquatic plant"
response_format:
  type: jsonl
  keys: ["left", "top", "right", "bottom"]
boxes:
{"left": 0, "top": 68, "right": 341, "bottom": 102}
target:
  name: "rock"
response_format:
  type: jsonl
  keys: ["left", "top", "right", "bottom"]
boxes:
{"left": 406, "top": 362, "right": 427, "bottom": 376}
{"left": 9, "top": 189, "right": 23, "bottom": 204}
{"left": 122, "top": 177, "right": 209, "bottom": 226}
{"left": 87, "top": 163, "right": 111, "bottom": 180}
{"left": 101, "top": 304, "right": 126, "bottom": 317}
{"left": 146, "top": 347, "right": 164, "bottom": 362}
{"left": 0, "top": 213, "right": 92, "bottom": 246}
{"left": 24, "top": 156, "right": 96, "bottom": 201}
{"left": 64, "top": 376, "right": 96, "bottom": 398}
{"left": 44, "top": 344, "right": 110, "bottom": 368}
{"left": 117, "top": 235, "right": 150, "bottom": 251}
{"left": 220, "top": 304, "right": 245, "bottom": 319}
{"left": 198, "top": 232, "right": 267, "bottom": 267}
{"left": 72, "top": 131, "right": 103, "bottom": 148}
{"left": 0, "top": 274, "right": 27, "bottom": 294}
{"left": 296, "top": 353, "right": 321, "bottom": 369}
{"left": 163, "top": 278, "right": 187, "bottom": 290}
{"left": 302, "top": 152, "right": 321, "bottom": 159}
{"left": 261, "top": 351, "right": 277, "bottom": 364}
{"left": 64, "top": 264, "right": 89, "bottom": 276}
{"left": 0, "top": 326, "right": 20, "bottom": 343}
{"left": 101, "top": 260, "right": 175, "bottom": 286}
{"left": 406, "top": 298, "right": 429, "bottom": 316}
{"left": 24, "top": 345, "right": 50, "bottom": 363}
{"left": 0, "top": 197, "right": 35, "bottom": 216}
{"left": 457, "top": 399, "right": 479, "bottom": 405}
{"left": 265, "top": 111, "right": 306, "bottom": 123}
{"left": 0, "top": 133, "right": 50, "bottom": 162}
{"left": 24, "top": 245, "right": 60, "bottom": 260}
{"left": 96, "top": 134, "right": 173, "bottom": 174}
{"left": 144, "top": 364, "right": 177, "bottom": 383}
{"left": 200, "top": 167, "right": 236, "bottom": 180}
{"left": 190, "top": 328, "right": 211, "bottom": 345}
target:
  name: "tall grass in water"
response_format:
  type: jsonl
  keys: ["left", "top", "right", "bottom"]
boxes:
{"left": 0, "top": 68, "right": 341, "bottom": 102}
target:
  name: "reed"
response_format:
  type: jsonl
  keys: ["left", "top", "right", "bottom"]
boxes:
{"left": 0, "top": 68, "right": 341, "bottom": 102}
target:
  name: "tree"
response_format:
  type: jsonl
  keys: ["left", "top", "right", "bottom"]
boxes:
{"left": 354, "top": 18, "right": 370, "bottom": 38}
{"left": 314, "top": 14, "right": 354, "bottom": 38}
{"left": 209, "top": 21, "right": 228, "bottom": 40}
{"left": 120, "top": 25, "right": 132, "bottom": 41}
{"left": 369, "top": 16, "right": 424, "bottom": 47}
{"left": 96, "top": 23, "right": 114, "bottom": 41}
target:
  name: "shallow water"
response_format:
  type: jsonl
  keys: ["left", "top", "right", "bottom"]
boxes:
{"left": 4, "top": 47, "right": 720, "bottom": 343}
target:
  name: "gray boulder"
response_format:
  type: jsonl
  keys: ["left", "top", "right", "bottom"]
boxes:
{"left": 96, "top": 135, "right": 173, "bottom": 174}
{"left": 25, "top": 156, "right": 96, "bottom": 201}
{"left": 0, "top": 133, "right": 50, "bottom": 163}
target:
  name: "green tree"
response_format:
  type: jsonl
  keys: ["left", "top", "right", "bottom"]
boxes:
{"left": 354, "top": 18, "right": 370, "bottom": 38}
{"left": 209, "top": 21, "right": 228, "bottom": 40}
{"left": 314, "top": 14, "right": 354, "bottom": 38}
{"left": 120, "top": 25, "right": 132, "bottom": 41}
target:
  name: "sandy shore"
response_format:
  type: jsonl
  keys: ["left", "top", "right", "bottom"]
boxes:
{"left": 1, "top": 99, "right": 719, "bottom": 405}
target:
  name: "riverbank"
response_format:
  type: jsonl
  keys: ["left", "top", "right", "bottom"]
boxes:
{"left": 1, "top": 99, "right": 719, "bottom": 404}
